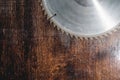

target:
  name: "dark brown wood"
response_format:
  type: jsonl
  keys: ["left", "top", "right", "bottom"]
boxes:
{"left": 0, "top": 0, "right": 120, "bottom": 80}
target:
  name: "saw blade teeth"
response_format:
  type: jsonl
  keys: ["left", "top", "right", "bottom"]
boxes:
{"left": 89, "top": 37, "right": 94, "bottom": 40}
{"left": 87, "top": 37, "right": 91, "bottom": 40}
{"left": 61, "top": 29, "right": 65, "bottom": 34}
{"left": 72, "top": 35, "right": 75, "bottom": 38}
{"left": 79, "top": 36, "right": 84, "bottom": 40}
{"left": 97, "top": 36, "right": 102, "bottom": 39}
{"left": 94, "top": 37, "right": 99, "bottom": 40}
{"left": 67, "top": 33, "right": 70, "bottom": 36}
{"left": 53, "top": 24, "right": 56, "bottom": 27}
{"left": 77, "top": 36, "right": 81, "bottom": 39}
{"left": 102, "top": 34, "right": 107, "bottom": 38}
{"left": 44, "top": 11, "right": 47, "bottom": 16}
{"left": 74, "top": 35, "right": 79, "bottom": 39}
{"left": 84, "top": 37, "right": 88, "bottom": 40}
{"left": 57, "top": 26, "right": 60, "bottom": 30}
{"left": 40, "top": 3, "right": 43, "bottom": 7}
{"left": 42, "top": 7, "right": 45, "bottom": 11}
{"left": 49, "top": 20, "right": 53, "bottom": 24}
{"left": 108, "top": 31, "right": 113, "bottom": 35}
{"left": 99, "top": 35, "right": 104, "bottom": 39}
{"left": 67, "top": 33, "right": 71, "bottom": 38}
{"left": 79, "top": 37, "right": 83, "bottom": 40}
{"left": 65, "top": 32, "right": 69, "bottom": 36}
{"left": 69, "top": 34, "right": 74, "bottom": 38}
{"left": 104, "top": 34, "right": 108, "bottom": 37}
{"left": 40, "top": 0, "right": 119, "bottom": 39}
{"left": 47, "top": 16, "right": 50, "bottom": 20}
{"left": 88, "top": 37, "right": 92, "bottom": 40}
{"left": 82, "top": 37, "right": 85, "bottom": 40}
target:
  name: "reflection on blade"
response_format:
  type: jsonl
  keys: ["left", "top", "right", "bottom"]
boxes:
{"left": 92, "top": 0, "right": 116, "bottom": 30}
{"left": 42, "top": 0, "right": 120, "bottom": 38}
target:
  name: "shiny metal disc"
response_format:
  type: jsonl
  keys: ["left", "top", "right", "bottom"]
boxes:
{"left": 42, "top": 0, "right": 120, "bottom": 37}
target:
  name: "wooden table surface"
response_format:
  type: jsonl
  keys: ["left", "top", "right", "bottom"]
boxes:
{"left": 0, "top": 0, "right": 120, "bottom": 80}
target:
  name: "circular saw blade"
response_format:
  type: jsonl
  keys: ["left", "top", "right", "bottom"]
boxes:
{"left": 41, "top": 0, "right": 120, "bottom": 39}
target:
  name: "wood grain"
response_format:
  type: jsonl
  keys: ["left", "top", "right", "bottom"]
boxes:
{"left": 0, "top": 0, "right": 120, "bottom": 80}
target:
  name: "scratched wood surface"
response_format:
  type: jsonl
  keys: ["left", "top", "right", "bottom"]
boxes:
{"left": 0, "top": 0, "right": 120, "bottom": 80}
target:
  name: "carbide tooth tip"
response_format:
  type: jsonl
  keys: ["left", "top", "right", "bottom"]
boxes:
{"left": 100, "top": 35, "right": 104, "bottom": 39}
{"left": 50, "top": 20, "right": 53, "bottom": 24}
{"left": 42, "top": 7, "right": 45, "bottom": 11}
{"left": 40, "top": 3, "right": 43, "bottom": 6}
{"left": 69, "top": 34, "right": 72, "bottom": 37}
{"left": 61, "top": 30, "right": 65, "bottom": 34}
{"left": 80, "top": 37, "right": 84, "bottom": 40}
{"left": 104, "top": 34, "right": 108, "bottom": 37}
{"left": 47, "top": 16, "right": 49, "bottom": 20}
{"left": 57, "top": 27, "right": 60, "bottom": 30}
{"left": 74, "top": 35, "right": 78, "bottom": 39}
{"left": 94, "top": 37, "right": 99, "bottom": 40}
{"left": 89, "top": 37, "right": 93, "bottom": 40}
{"left": 53, "top": 24, "right": 56, "bottom": 27}
{"left": 86, "top": 37, "right": 89, "bottom": 40}
{"left": 66, "top": 32, "right": 69, "bottom": 36}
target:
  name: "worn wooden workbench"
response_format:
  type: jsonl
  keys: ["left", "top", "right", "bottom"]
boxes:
{"left": 0, "top": 0, "right": 120, "bottom": 80}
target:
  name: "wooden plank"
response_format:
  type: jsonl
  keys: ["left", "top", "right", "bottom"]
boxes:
{"left": 0, "top": 0, "right": 120, "bottom": 80}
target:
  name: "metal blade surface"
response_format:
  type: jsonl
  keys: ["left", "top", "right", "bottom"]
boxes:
{"left": 42, "top": 0, "right": 120, "bottom": 37}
